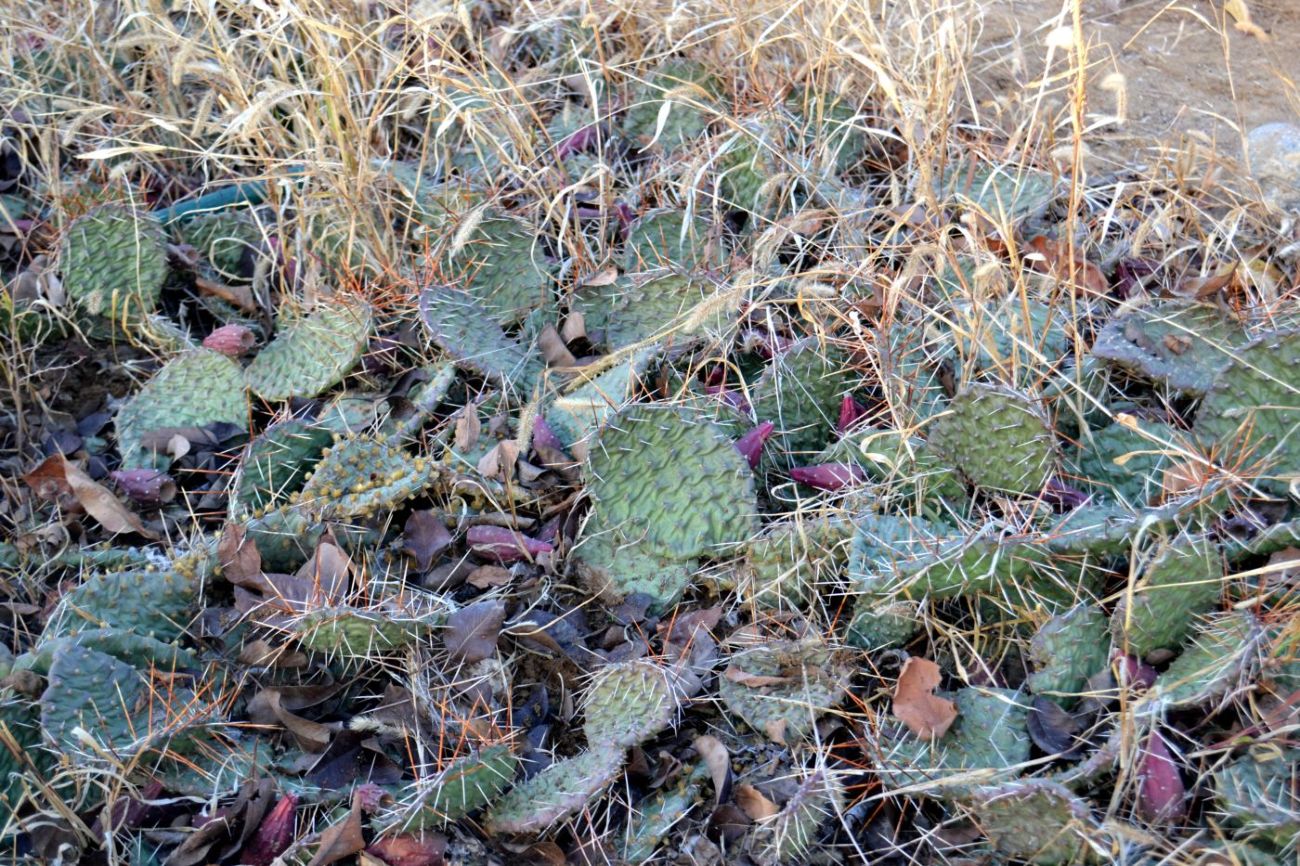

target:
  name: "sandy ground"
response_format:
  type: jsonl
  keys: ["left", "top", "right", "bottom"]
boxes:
{"left": 970, "top": 0, "right": 1299, "bottom": 178}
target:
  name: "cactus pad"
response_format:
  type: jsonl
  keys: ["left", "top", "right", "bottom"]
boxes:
{"left": 1146, "top": 611, "right": 1263, "bottom": 709}
{"left": 750, "top": 341, "right": 853, "bottom": 465}
{"left": 61, "top": 203, "right": 168, "bottom": 320}
{"left": 1193, "top": 328, "right": 1300, "bottom": 481}
{"left": 846, "top": 599, "right": 921, "bottom": 650}
{"left": 544, "top": 351, "right": 649, "bottom": 450}
{"left": 1212, "top": 749, "right": 1300, "bottom": 848}
{"left": 572, "top": 272, "right": 738, "bottom": 352}
{"left": 621, "top": 61, "right": 718, "bottom": 150}
{"left": 584, "top": 403, "right": 757, "bottom": 561}
{"left": 297, "top": 434, "right": 437, "bottom": 520}
{"left": 620, "top": 766, "right": 707, "bottom": 864}
{"left": 748, "top": 770, "right": 844, "bottom": 866}
{"left": 1027, "top": 604, "right": 1110, "bottom": 705}
{"left": 381, "top": 745, "right": 519, "bottom": 830}
{"left": 45, "top": 567, "right": 195, "bottom": 641}
{"left": 244, "top": 303, "right": 373, "bottom": 401}
{"left": 623, "top": 209, "right": 725, "bottom": 273}
{"left": 927, "top": 384, "right": 1057, "bottom": 494}
{"left": 583, "top": 661, "right": 678, "bottom": 748}
{"left": 571, "top": 531, "right": 695, "bottom": 611}
{"left": 452, "top": 215, "right": 553, "bottom": 325}
{"left": 485, "top": 745, "right": 625, "bottom": 834}
{"left": 1112, "top": 535, "right": 1223, "bottom": 657}
{"left": 17, "top": 629, "right": 197, "bottom": 677}
{"left": 419, "top": 283, "right": 543, "bottom": 395}
{"left": 116, "top": 348, "right": 248, "bottom": 469}
{"left": 174, "top": 209, "right": 265, "bottom": 277}
{"left": 231, "top": 419, "right": 334, "bottom": 516}
{"left": 938, "top": 157, "right": 1055, "bottom": 225}
{"left": 968, "top": 780, "right": 1092, "bottom": 865}
{"left": 1071, "top": 420, "right": 1179, "bottom": 506}
{"left": 1090, "top": 301, "right": 1253, "bottom": 395}
{"left": 718, "top": 640, "right": 846, "bottom": 742}
{"left": 293, "top": 606, "right": 433, "bottom": 656}
{"left": 736, "top": 516, "right": 853, "bottom": 609}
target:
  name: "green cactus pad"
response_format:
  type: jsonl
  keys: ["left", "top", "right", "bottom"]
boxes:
{"left": 418, "top": 283, "right": 543, "bottom": 396}
{"left": 718, "top": 640, "right": 846, "bottom": 743}
{"left": 293, "top": 606, "right": 434, "bottom": 656}
{"left": 452, "top": 215, "right": 553, "bottom": 325}
{"left": 380, "top": 745, "right": 518, "bottom": 830}
{"left": 621, "top": 61, "right": 718, "bottom": 150}
{"left": 16, "top": 629, "right": 197, "bottom": 677}
{"left": 485, "top": 745, "right": 625, "bottom": 834}
{"left": 45, "top": 567, "right": 196, "bottom": 641}
{"left": 244, "top": 303, "right": 373, "bottom": 402}
{"left": 0, "top": 693, "right": 45, "bottom": 816}
{"left": 621, "top": 766, "right": 708, "bottom": 864}
{"left": 297, "top": 433, "right": 438, "bottom": 520}
{"left": 174, "top": 209, "right": 265, "bottom": 277}
{"left": 584, "top": 403, "right": 757, "bottom": 561}
{"left": 716, "top": 116, "right": 790, "bottom": 218}
{"left": 583, "top": 661, "right": 678, "bottom": 748}
{"left": 571, "top": 530, "right": 695, "bottom": 611}
{"left": 968, "top": 780, "right": 1092, "bottom": 865}
{"left": 1089, "top": 302, "right": 1250, "bottom": 396}
{"left": 748, "top": 770, "right": 844, "bottom": 866}
{"left": 572, "top": 272, "right": 738, "bottom": 352}
{"left": 1112, "top": 535, "right": 1223, "bottom": 657}
{"left": 941, "top": 297, "right": 1072, "bottom": 389}
{"left": 1070, "top": 420, "right": 1179, "bottom": 506}
{"left": 1212, "top": 749, "right": 1300, "bottom": 848}
{"left": 543, "top": 351, "right": 650, "bottom": 450}
{"left": 1145, "top": 611, "right": 1263, "bottom": 709}
{"left": 938, "top": 157, "right": 1055, "bottom": 225}
{"left": 736, "top": 516, "right": 853, "bottom": 609}
{"left": 927, "top": 383, "right": 1057, "bottom": 494}
{"left": 846, "top": 599, "right": 921, "bottom": 650}
{"left": 1027, "top": 604, "right": 1110, "bottom": 705}
{"left": 40, "top": 642, "right": 199, "bottom": 756}
{"left": 61, "top": 203, "right": 168, "bottom": 320}
{"left": 1193, "top": 328, "right": 1300, "bottom": 481}
{"left": 623, "top": 209, "right": 725, "bottom": 274}
{"left": 115, "top": 348, "right": 248, "bottom": 469}
{"left": 750, "top": 341, "right": 853, "bottom": 465}
{"left": 231, "top": 419, "right": 334, "bottom": 516}
{"left": 878, "top": 688, "right": 1031, "bottom": 798}
{"left": 241, "top": 505, "right": 325, "bottom": 572}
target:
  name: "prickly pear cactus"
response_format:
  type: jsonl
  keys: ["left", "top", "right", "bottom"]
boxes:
{"left": 379, "top": 745, "right": 518, "bottom": 831}
{"left": 1027, "top": 604, "right": 1110, "bottom": 705}
{"left": 846, "top": 599, "right": 921, "bottom": 650}
{"left": 293, "top": 606, "right": 434, "bottom": 656}
{"left": 61, "top": 203, "right": 168, "bottom": 320}
{"left": 750, "top": 341, "right": 853, "bottom": 466}
{"left": 968, "top": 780, "right": 1092, "bottom": 865}
{"left": 620, "top": 765, "right": 708, "bottom": 864}
{"left": 938, "top": 157, "right": 1055, "bottom": 225}
{"left": 0, "top": 693, "right": 45, "bottom": 816}
{"left": 1112, "top": 534, "right": 1223, "bottom": 657}
{"left": 451, "top": 215, "right": 554, "bottom": 325}
{"left": 716, "top": 115, "right": 790, "bottom": 219}
{"left": 174, "top": 209, "right": 265, "bottom": 276}
{"left": 1070, "top": 420, "right": 1179, "bottom": 506}
{"left": 1089, "top": 302, "right": 1250, "bottom": 396}
{"left": 718, "top": 640, "right": 846, "bottom": 743}
{"left": 583, "top": 661, "right": 678, "bottom": 748}
{"left": 572, "top": 272, "right": 738, "bottom": 352}
{"left": 418, "top": 283, "right": 543, "bottom": 397}
{"left": 879, "top": 688, "right": 1032, "bottom": 798}
{"left": 1212, "top": 749, "right": 1300, "bottom": 848}
{"left": 543, "top": 351, "right": 650, "bottom": 450}
{"left": 16, "top": 628, "right": 197, "bottom": 676}
{"left": 115, "top": 348, "right": 248, "bottom": 469}
{"left": 296, "top": 433, "right": 437, "bottom": 520}
{"left": 231, "top": 419, "right": 334, "bottom": 516}
{"left": 241, "top": 504, "right": 325, "bottom": 572}
{"left": 583, "top": 403, "right": 757, "bottom": 561}
{"left": 1193, "top": 328, "right": 1300, "bottom": 481}
{"left": 621, "top": 61, "right": 718, "bottom": 151}
{"left": 244, "top": 303, "right": 372, "bottom": 402}
{"left": 45, "top": 567, "right": 196, "bottom": 641}
{"left": 485, "top": 744, "right": 625, "bottom": 834}
{"left": 735, "top": 516, "right": 853, "bottom": 609}
{"left": 571, "top": 531, "right": 695, "bottom": 612}
{"left": 1145, "top": 611, "right": 1263, "bottom": 709}
{"left": 748, "top": 769, "right": 845, "bottom": 866}
{"left": 927, "top": 383, "right": 1058, "bottom": 494}
{"left": 623, "top": 209, "right": 725, "bottom": 273}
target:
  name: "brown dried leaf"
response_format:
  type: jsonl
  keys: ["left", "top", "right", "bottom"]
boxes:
{"left": 536, "top": 323, "right": 577, "bottom": 368}
{"left": 293, "top": 540, "right": 352, "bottom": 602}
{"left": 693, "top": 735, "right": 730, "bottom": 805}
{"left": 722, "top": 666, "right": 792, "bottom": 688}
{"left": 401, "top": 511, "right": 452, "bottom": 572}
{"left": 308, "top": 789, "right": 367, "bottom": 866}
{"left": 365, "top": 833, "right": 447, "bottom": 866}
{"left": 735, "top": 784, "right": 780, "bottom": 821}
{"left": 265, "top": 690, "right": 333, "bottom": 752}
{"left": 23, "top": 454, "right": 157, "bottom": 538}
{"left": 892, "top": 657, "right": 958, "bottom": 739}
{"left": 443, "top": 600, "right": 505, "bottom": 664}
{"left": 218, "top": 525, "right": 264, "bottom": 588}
{"left": 453, "top": 411, "right": 481, "bottom": 453}
{"left": 476, "top": 440, "right": 519, "bottom": 482}
{"left": 560, "top": 310, "right": 587, "bottom": 342}
{"left": 465, "top": 565, "right": 512, "bottom": 589}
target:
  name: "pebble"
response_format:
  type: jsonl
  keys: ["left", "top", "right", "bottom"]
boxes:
{"left": 1246, "top": 122, "right": 1300, "bottom": 208}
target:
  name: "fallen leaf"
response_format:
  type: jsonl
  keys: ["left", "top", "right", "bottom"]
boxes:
{"left": 536, "top": 323, "right": 577, "bottom": 368}
{"left": 401, "top": 511, "right": 452, "bottom": 572}
{"left": 476, "top": 440, "right": 519, "bottom": 482}
{"left": 308, "top": 788, "right": 367, "bottom": 866}
{"left": 294, "top": 540, "right": 352, "bottom": 602}
{"left": 453, "top": 411, "right": 481, "bottom": 453}
{"left": 1174, "top": 263, "right": 1237, "bottom": 299}
{"left": 722, "top": 666, "right": 793, "bottom": 688}
{"left": 265, "top": 690, "right": 333, "bottom": 752}
{"left": 23, "top": 454, "right": 157, "bottom": 538}
{"left": 240, "top": 793, "right": 298, "bottom": 866}
{"left": 892, "top": 657, "right": 958, "bottom": 739}
{"left": 1137, "top": 731, "right": 1186, "bottom": 822}
{"left": 465, "top": 565, "right": 512, "bottom": 589}
{"left": 735, "top": 784, "right": 780, "bottom": 821}
{"left": 1026, "top": 235, "right": 1108, "bottom": 297}
{"left": 1026, "top": 696, "right": 1083, "bottom": 757}
{"left": 693, "top": 735, "right": 731, "bottom": 805}
{"left": 443, "top": 600, "right": 505, "bottom": 664}
{"left": 560, "top": 310, "right": 586, "bottom": 342}
{"left": 218, "top": 525, "right": 264, "bottom": 588}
